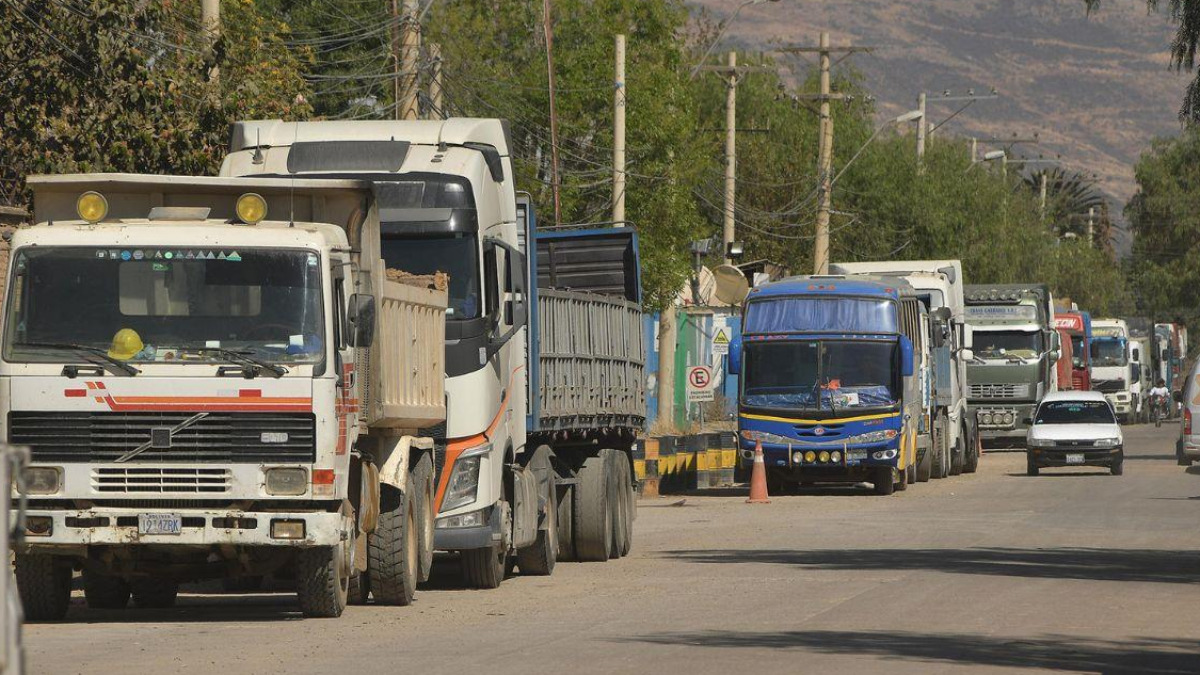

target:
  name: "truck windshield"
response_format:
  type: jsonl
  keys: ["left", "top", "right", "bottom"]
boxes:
{"left": 974, "top": 330, "right": 1042, "bottom": 359}
{"left": 1034, "top": 401, "right": 1115, "bottom": 425}
{"left": 742, "top": 340, "right": 898, "bottom": 411}
{"left": 381, "top": 234, "right": 479, "bottom": 320}
{"left": 4, "top": 247, "right": 324, "bottom": 365}
{"left": 1090, "top": 339, "right": 1127, "bottom": 366}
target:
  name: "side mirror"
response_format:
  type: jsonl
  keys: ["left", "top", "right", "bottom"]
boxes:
{"left": 1132, "top": 347, "right": 1140, "bottom": 362}
{"left": 728, "top": 335, "right": 743, "bottom": 375}
{"left": 933, "top": 307, "right": 952, "bottom": 323}
{"left": 960, "top": 348, "right": 974, "bottom": 362}
{"left": 348, "top": 294, "right": 376, "bottom": 348}
{"left": 962, "top": 324, "right": 974, "bottom": 350}
{"left": 899, "top": 335, "right": 914, "bottom": 377}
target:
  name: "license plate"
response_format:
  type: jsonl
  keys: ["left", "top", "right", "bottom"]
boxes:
{"left": 847, "top": 450, "right": 868, "bottom": 461}
{"left": 1065, "top": 453, "right": 1085, "bottom": 465}
{"left": 138, "top": 513, "right": 182, "bottom": 535}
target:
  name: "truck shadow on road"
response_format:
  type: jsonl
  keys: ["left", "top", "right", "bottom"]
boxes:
{"left": 660, "top": 547, "right": 1199, "bottom": 584}
{"left": 614, "top": 630, "right": 1200, "bottom": 674}
{"left": 49, "top": 593, "right": 307, "bottom": 624}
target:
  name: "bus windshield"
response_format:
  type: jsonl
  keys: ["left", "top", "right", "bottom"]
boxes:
{"left": 742, "top": 340, "right": 899, "bottom": 412}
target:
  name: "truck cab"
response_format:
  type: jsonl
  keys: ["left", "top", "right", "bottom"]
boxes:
{"left": 1090, "top": 319, "right": 1133, "bottom": 423}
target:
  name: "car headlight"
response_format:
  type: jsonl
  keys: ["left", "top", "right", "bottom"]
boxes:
{"left": 264, "top": 467, "right": 308, "bottom": 496}
{"left": 741, "top": 429, "right": 797, "bottom": 446}
{"left": 1094, "top": 437, "right": 1121, "bottom": 448}
{"left": 845, "top": 429, "right": 898, "bottom": 444}
{"left": 442, "top": 443, "right": 489, "bottom": 511}
{"left": 21, "top": 467, "right": 61, "bottom": 495}
{"left": 1028, "top": 437, "right": 1055, "bottom": 448}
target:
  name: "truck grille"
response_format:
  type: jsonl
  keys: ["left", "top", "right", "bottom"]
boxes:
{"left": 968, "top": 383, "right": 1032, "bottom": 399}
{"left": 92, "top": 467, "right": 231, "bottom": 493}
{"left": 1092, "top": 379, "right": 1124, "bottom": 394}
{"left": 9, "top": 411, "right": 316, "bottom": 464}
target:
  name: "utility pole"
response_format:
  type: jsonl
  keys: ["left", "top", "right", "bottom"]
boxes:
{"left": 696, "top": 55, "right": 772, "bottom": 265}
{"left": 201, "top": 0, "right": 220, "bottom": 89}
{"left": 657, "top": 307, "right": 677, "bottom": 430}
{"left": 781, "top": 33, "right": 871, "bottom": 274}
{"left": 916, "top": 92, "right": 927, "bottom": 167}
{"left": 543, "top": 0, "right": 562, "bottom": 227}
{"left": 399, "top": 0, "right": 421, "bottom": 120}
{"left": 391, "top": 0, "right": 401, "bottom": 119}
{"left": 1039, "top": 171, "right": 1048, "bottom": 218}
{"left": 970, "top": 137, "right": 977, "bottom": 163}
{"left": 613, "top": 34, "right": 626, "bottom": 226}
{"left": 1087, "top": 206, "right": 1095, "bottom": 244}
{"left": 428, "top": 43, "right": 444, "bottom": 120}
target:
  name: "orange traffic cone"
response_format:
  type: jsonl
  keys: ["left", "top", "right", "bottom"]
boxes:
{"left": 746, "top": 440, "right": 770, "bottom": 504}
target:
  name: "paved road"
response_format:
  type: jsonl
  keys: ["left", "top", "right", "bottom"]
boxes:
{"left": 24, "top": 424, "right": 1200, "bottom": 675}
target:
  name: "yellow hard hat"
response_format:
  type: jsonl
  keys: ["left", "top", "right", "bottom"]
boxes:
{"left": 108, "top": 328, "right": 144, "bottom": 360}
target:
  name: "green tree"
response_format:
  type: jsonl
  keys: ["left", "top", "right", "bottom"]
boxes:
{"left": 0, "top": 0, "right": 311, "bottom": 209}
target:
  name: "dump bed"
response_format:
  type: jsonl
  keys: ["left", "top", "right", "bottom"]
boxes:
{"left": 518, "top": 198, "right": 646, "bottom": 435}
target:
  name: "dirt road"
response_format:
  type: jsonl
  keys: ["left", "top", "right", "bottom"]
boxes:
{"left": 24, "top": 423, "right": 1200, "bottom": 674}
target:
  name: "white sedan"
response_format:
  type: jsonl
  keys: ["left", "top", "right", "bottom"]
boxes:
{"left": 1026, "top": 391, "right": 1124, "bottom": 476}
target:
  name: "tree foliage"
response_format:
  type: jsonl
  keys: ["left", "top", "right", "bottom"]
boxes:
{"left": 0, "top": 0, "right": 311, "bottom": 208}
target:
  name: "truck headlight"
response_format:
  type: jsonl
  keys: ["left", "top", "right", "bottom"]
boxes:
{"left": 740, "top": 429, "right": 796, "bottom": 446}
{"left": 436, "top": 508, "right": 489, "bottom": 529}
{"left": 846, "top": 429, "right": 898, "bottom": 445}
{"left": 22, "top": 467, "right": 61, "bottom": 495}
{"left": 265, "top": 467, "right": 308, "bottom": 496}
{"left": 442, "top": 443, "right": 489, "bottom": 512}
{"left": 1094, "top": 437, "right": 1121, "bottom": 448}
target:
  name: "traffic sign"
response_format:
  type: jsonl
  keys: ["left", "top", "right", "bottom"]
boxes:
{"left": 712, "top": 327, "right": 731, "bottom": 356}
{"left": 687, "top": 365, "right": 715, "bottom": 402}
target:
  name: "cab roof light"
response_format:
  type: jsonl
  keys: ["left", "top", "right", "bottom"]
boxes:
{"left": 76, "top": 191, "right": 108, "bottom": 224}
{"left": 235, "top": 193, "right": 268, "bottom": 225}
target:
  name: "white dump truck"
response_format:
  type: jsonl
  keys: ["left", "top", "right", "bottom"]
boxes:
{"left": 222, "top": 118, "right": 645, "bottom": 587}
{"left": 6, "top": 174, "right": 446, "bottom": 619}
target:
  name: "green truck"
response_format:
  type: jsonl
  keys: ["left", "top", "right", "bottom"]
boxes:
{"left": 964, "top": 284, "right": 1060, "bottom": 449}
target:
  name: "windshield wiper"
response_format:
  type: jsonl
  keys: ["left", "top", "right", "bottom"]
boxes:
{"left": 14, "top": 342, "right": 140, "bottom": 377}
{"left": 196, "top": 348, "right": 288, "bottom": 379}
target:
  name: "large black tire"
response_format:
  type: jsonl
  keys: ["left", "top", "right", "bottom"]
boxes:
{"left": 573, "top": 451, "right": 612, "bottom": 562}
{"left": 517, "top": 447, "right": 558, "bottom": 576}
{"left": 556, "top": 480, "right": 576, "bottom": 562}
{"left": 83, "top": 571, "right": 130, "bottom": 610}
{"left": 348, "top": 569, "right": 370, "bottom": 605}
{"left": 931, "top": 414, "right": 948, "bottom": 479}
{"left": 130, "top": 578, "right": 179, "bottom": 609}
{"left": 615, "top": 450, "right": 634, "bottom": 557}
{"left": 1026, "top": 453, "right": 1040, "bottom": 476}
{"left": 1111, "top": 452, "right": 1125, "bottom": 476}
{"left": 461, "top": 544, "right": 506, "bottom": 589}
{"left": 15, "top": 554, "right": 71, "bottom": 621}
{"left": 412, "top": 452, "right": 435, "bottom": 583}
{"left": 963, "top": 426, "right": 980, "bottom": 474}
{"left": 949, "top": 430, "right": 965, "bottom": 476}
{"left": 605, "top": 449, "right": 623, "bottom": 560}
{"left": 873, "top": 467, "right": 896, "bottom": 496}
{"left": 369, "top": 482, "right": 418, "bottom": 605}
{"left": 915, "top": 441, "right": 933, "bottom": 483}
{"left": 295, "top": 545, "right": 348, "bottom": 618}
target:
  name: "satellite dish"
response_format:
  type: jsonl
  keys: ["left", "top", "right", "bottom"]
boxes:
{"left": 713, "top": 264, "right": 750, "bottom": 306}
{"left": 679, "top": 266, "right": 718, "bottom": 306}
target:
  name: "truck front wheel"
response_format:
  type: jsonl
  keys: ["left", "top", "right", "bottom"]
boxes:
{"left": 412, "top": 452, "right": 435, "bottom": 583}
{"left": 915, "top": 443, "right": 933, "bottom": 482}
{"left": 369, "top": 482, "right": 418, "bottom": 606}
{"left": 963, "top": 426, "right": 980, "bottom": 474}
{"left": 83, "top": 571, "right": 131, "bottom": 610}
{"left": 296, "top": 544, "right": 349, "bottom": 618}
{"left": 15, "top": 554, "right": 72, "bottom": 621}
{"left": 462, "top": 501, "right": 510, "bottom": 588}
{"left": 873, "top": 467, "right": 896, "bottom": 496}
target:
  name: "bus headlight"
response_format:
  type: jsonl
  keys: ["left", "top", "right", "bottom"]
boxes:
{"left": 21, "top": 467, "right": 61, "bottom": 495}
{"left": 265, "top": 467, "right": 308, "bottom": 496}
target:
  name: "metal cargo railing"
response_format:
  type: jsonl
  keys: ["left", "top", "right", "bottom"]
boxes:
{"left": 537, "top": 288, "right": 645, "bottom": 430}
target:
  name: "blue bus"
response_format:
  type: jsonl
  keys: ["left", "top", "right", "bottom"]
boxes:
{"left": 730, "top": 276, "right": 923, "bottom": 495}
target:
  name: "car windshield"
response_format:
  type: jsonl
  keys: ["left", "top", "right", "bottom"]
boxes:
{"left": 742, "top": 340, "right": 898, "bottom": 411}
{"left": 1035, "top": 401, "right": 1115, "bottom": 425}
{"left": 4, "top": 247, "right": 324, "bottom": 365}
{"left": 381, "top": 234, "right": 479, "bottom": 320}
{"left": 1090, "top": 339, "right": 1127, "bottom": 366}
{"left": 974, "top": 330, "right": 1042, "bottom": 359}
